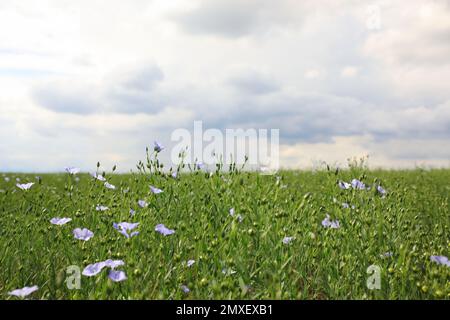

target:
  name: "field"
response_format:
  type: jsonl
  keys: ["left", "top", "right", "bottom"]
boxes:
{"left": 0, "top": 160, "right": 449, "bottom": 299}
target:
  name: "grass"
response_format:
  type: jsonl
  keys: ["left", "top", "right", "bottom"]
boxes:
{"left": 0, "top": 160, "right": 449, "bottom": 299}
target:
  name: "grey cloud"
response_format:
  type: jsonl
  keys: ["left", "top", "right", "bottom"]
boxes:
{"left": 106, "top": 66, "right": 167, "bottom": 114}
{"left": 107, "top": 90, "right": 167, "bottom": 114}
{"left": 33, "top": 85, "right": 98, "bottom": 114}
{"left": 172, "top": 0, "right": 308, "bottom": 38}
{"left": 33, "top": 64, "right": 166, "bottom": 115}
{"left": 120, "top": 65, "right": 164, "bottom": 91}
{"left": 227, "top": 71, "right": 279, "bottom": 95}
{"left": 192, "top": 86, "right": 450, "bottom": 144}
{"left": 175, "top": 2, "right": 255, "bottom": 37}
{"left": 32, "top": 61, "right": 450, "bottom": 146}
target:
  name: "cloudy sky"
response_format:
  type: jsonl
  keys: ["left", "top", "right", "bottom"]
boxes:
{"left": 1, "top": 0, "right": 450, "bottom": 172}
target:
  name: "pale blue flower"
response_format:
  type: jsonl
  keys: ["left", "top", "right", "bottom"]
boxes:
{"left": 338, "top": 181, "right": 351, "bottom": 190}
{"left": 171, "top": 171, "right": 178, "bottom": 179}
{"left": 229, "top": 208, "right": 243, "bottom": 222}
{"left": 104, "top": 182, "right": 116, "bottom": 190}
{"left": 96, "top": 205, "right": 109, "bottom": 211}
{"left": 322, "top": 214, "right": 340, "bottom": 229}
{"left": 181, "top": 285, "right": 190, "bottom": 293}
{"left": 195, "top": 161, "right": 205, "bottom": 170}
{"left": 113, "top": 222, "right": 139, "bottom": 238}
{"left": 283, "top": 236, "right": 294, "bottom": 244}
{"left": 129, "top": 209, "right": 136, "bottom": 216}
{"left": 82, "top": 262, "right": 106, "bottom": 276}
{"left": 351, "top": 179, "right": 366, "bottom": 190}
{"left": 8, "top": 285, "right": 38, "bottom": 298}
{"left": 109, "top": 270, "right": 127, "bottom": 282}
{"left": 229, "top": 208, "right": 244, "bottom": 222}
{"left": 186, "top": 260, "right": 195, "bottom": 267}
{"left": 155, "top": 224, "right": 175, "bottom": 236}
{"left": 73, "top": 228, "right": 94, "bottom": 241}
{"left": 50, "top": 217, "right": 72, "bottom": 225}
{"left": 82, "top": 259, "right": 125, "bottom": 277}
{"left": 64, "top": 167, "right": 80, "bottom": 175}
{"left": 115, "top": 222, "right": 139, "bottom": 230}
{"left": 138, "top": 200, "right": 148, "bottom": 208}
{"left": 16, "top": 182, "right": 34, "bottom": 190}
{"left": 430, "top": 255, "right": 450, "bottom": 267}
{"left": 154, "top": 141, "right": 164, "bottom": 153}
{"left": 103, "top": 259, "right": 125, "bottom": 269}
{"left": 150, "top": 185, "right": 163, "bottom": 194}
{"left": 91, "top": 172, "right": 106, "bottom": 181}
{"left": 376, "top": 185, "right": 387, "bottom": 196}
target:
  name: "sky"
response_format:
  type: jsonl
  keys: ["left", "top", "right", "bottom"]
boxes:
{"left": 1, "top": 0, "right": 450, "bottom": 172}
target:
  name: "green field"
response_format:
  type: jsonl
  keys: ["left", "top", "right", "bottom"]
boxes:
{"left": 0, "top": 161, "right": 449, "bottom": 299}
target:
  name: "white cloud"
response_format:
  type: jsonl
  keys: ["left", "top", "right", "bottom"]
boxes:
{"left": 341, "top": 66, "right": 358, "bottom": 78}
{"left": 362, "top": 0, "right": 450, "bottom": 103}
{"left": 281, "top": 135, "right": 450, "bottom": 169}
{"left": 170, "top": 0, "right": 314, "bottom": 38}
{"left": 304, "top": 69, "right": 323, "bottom": 79}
